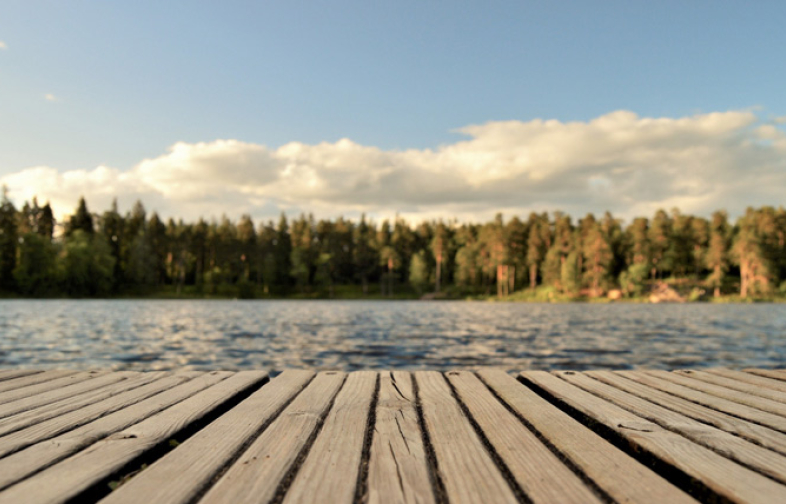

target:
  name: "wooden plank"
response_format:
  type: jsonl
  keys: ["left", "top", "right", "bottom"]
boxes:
{"left": 0, "top": 370, "right": 78, "bottom": 395}
{"left": 0, "top": 372, "right": 200, "bottom": 459}
{"left": 0, "top": 371, "right": 215, "bottom": 490}
{"left": 366, "top": 372, "right": 434, "bottom": 504}
{"left": 675, "top": 369, "right": 786, "bottom": 403}
{"left": 0, "top": 371, "right": 268, "bottom": 504}
{"left": 0, "top": 371, "right": 138, "bottom": 420}
{"left": 744, "top": 368, "right": 786, "bottom": 381}
{"left": 100, "top": 370, "right": 313, "bottom": 504}
{"left": 558, "top": 371, "right": 786, "bottom": 485}
{"left": 479, "top": 370, "right": 696, "bottom": 504}
{"left": 620, "top": 370, "right": 786, "bottom": 433}
{"left": 706, "top": 368, "right": 786, "bottom": 393}
{"left": 447, "top": 371, "right": 601, "bottom": 504}
{"left": 0, "top": 370, "right": 41, "bottom": 383}
{"left": 645, "top": 370, "right": 786, "bottom": 418}
{"left": 0, "top": 370, "right": 107, "bottom": 407}
{"left": 199, "top": 372, "right": 346, "bottom": 504}
{"left": 0, "top": 372, "right": 168, "bottom": 437}
{"left": 284, "top": 371, "right": 377, "bottom": 504}
{"left": 521, "top": 371, "right": 786, "bottom": 504}
{"left": 587, "top": 370, "right": 786, "bottom": 456}
{"left": 415, "top": 371, "right": 517, "bottom": 504}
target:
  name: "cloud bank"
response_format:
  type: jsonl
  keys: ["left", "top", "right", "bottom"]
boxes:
{"left": 3, "top": 110, "right": 786, "bottom": 224}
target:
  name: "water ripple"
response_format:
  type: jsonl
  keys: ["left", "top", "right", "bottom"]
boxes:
{"left": 0, "top": 300, "right": 785, "bottom": 371}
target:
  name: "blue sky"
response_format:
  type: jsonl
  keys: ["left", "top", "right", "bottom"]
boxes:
{"left": 2, "top": 1, "right": 786, "bottom": 222}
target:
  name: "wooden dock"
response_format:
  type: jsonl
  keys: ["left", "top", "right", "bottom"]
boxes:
{"left": 0, "top": 368, "right": 785, "bottom": 503}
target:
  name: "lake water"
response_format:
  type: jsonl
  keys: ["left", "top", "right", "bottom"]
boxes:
{"left": 0, "top": 300, "right": 784, "bottom": 372}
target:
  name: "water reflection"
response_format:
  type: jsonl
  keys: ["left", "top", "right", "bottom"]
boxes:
{"left": 0, "top": 300, "right": 784, "bottom": 372}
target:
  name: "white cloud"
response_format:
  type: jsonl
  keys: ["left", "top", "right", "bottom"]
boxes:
{"left": 3, "top": 109, "right": 786, "bottom": 225}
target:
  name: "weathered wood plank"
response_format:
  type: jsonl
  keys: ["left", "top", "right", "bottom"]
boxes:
{"left": 447, "top": 371, "right": 601, "bottom": 504}
{"left": 479, "top": 370, "right": 696, "bottom": 504}
{"left": 675, "top": 369, "right": 786, "bottom": 403}
{"left": 100, "top": 370, "right": 313, "bottom": 504}
{"left": 0, "top": 371, "right": 168, "bottom": 437}
{"left": 198, "top": 372, "right": 346, "bottom": 504}
{"left": 587, "top": 370, "right": 786, "bottom": 456}
{"left": 0, "top": 371, "right": 267, "bottom": 504}
{"left": 0, "top": 370, "right": 41, "bottom": 383}
{"left": 706, "top": 368, "right": 786, "bottom": 393}
{"left": 744, "top": 368, "right": 786, "bottom": 381}
{"left": 521, "top": 371, "right": 786, "bottom": 504}
{"left": 0, "top": 370, "right": 85, "bottom": 398}
{"left": 558, "top": 371, "right": 786, "bottom": 485}
{"left": 0, "top": 371, "right": 138, "bottom": 420}
{"left": 415, "top": 371, "right": 517, "bottom": 504}
{"left": 0, "top": 371, "right": 215, "bottom": 490}
{"left": 0, "top": 372, "right": 200, "bottom": 459}
{"left": 620, "top": 370, "right": 786, "bottom": 433}
{"left": 645, "top": 370, "right": 786, "bottom": 417}
{"left": 284, "top": 371, "right": 377, "bottom": 504}
{"left": 366, "top": 371, "right": 434, "bottom": 504}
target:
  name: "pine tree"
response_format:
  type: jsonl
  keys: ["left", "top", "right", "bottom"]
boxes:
{"left": 0, "top": 186, "right": 18, "bottom": 291}
{"left": 100, "top": 199, "right": 125, "bottom": 290}
{"left": 66, "top": 197, "right": 94, "bottom": 236}
{"left": 706, "top": 211, "right": 730, "bottom": 297}
{"left": 526, "top": 213, "right": 546, "bottom": 289}
{"left": 581, "top": 215, "right": 613, "bottom": 296}
{"left": 353, "top": 214, "right": 378, "bottom": 294}
{"left": 732, "top": 208, "right": 774, "bottom": 297}
{"left": 237, "top": 214, "right": 257, "bottom": 281}
{"left": 275, "top": 214, "right": 292, "bottom": 290}
{"left": 430, "top": 221, "right": 450, "bottom": 293}
{"left": 648, "top": 209, "right": 672, "bottom": 279}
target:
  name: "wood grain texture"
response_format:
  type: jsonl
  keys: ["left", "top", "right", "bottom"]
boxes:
{"left": 558, "top": 370, "right": 786, "bottom": 484}
{"left": 587, "top": 370, "right": 786, "bottom": 456}
{"left": 284, "top": 371, "right": 377, "bottom": 504}
{"left": 522, "top": 370, "right": 786, "bottom": 504}
{"left": 0, "top": 370, "right": 41, "bottom": 383}
{"left": 100, "top": 370, "right": 312, "bottom": 504}
{"left": 447, "top": 371, "right": 601, "bottom": 504}
{"left": 0, "top": 371, "right": 266, "bottom": 504}
{"left": 705, "top": 368, "right": 786, "bottom": 393}
{"left": 0, "top": 371, "right": 99, "bottom": 405}
{"left": 744, "top": 368, "right": 786, "bottom": 381}
{"left": 480, "top": 370, "right": 696, "bottom": 504}
{"left": 620, "top": 370, "right": 786, "bottom": 433}
{"left": 0, "top": 371, "right": 209, "bottom": 490}
{"left": 0, "top": 371, "right": 167, "bottom": 437}
{"left": 675, "top": 369, "right": 786, "bottom": 403}
{"left": 367, "top": 372, "right": 434, "bottom": 504}
{"left": 0, "top": 371, "right": 137, "bottom": 420}
{"left": 645, "top": 370, "right": 786, "bottom": 417}
{"left": 415, "top": 371, "right": 517, "bottom": 504}
{"left": 199, "top": 372, "right": 346, "bottom": 504}
{"left": 0, "top": 370, "right": 73, "bottom": 394}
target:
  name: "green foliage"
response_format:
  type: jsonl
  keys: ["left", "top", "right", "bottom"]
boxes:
{"left": 3, "top": 193, "right": 786, "bottom": 301}
{"left": 58, "top": 230, "right": 115, "bottom": 296}
{"left": 13, "top": 233, "right": 57, "bottom": 296}
{"left": 409, "top": 250, "right": 430, "bottom": 293}
{"left": 65, "top": 197, "right": 94, "bottom": 236}
{"left": 619, "top": 263, "right": 649, "bottom": 297}
{"left": 560, "top": 251, "right": 580, "bottom": 294}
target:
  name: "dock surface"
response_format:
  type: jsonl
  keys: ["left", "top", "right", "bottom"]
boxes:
{"left": 0, "top": 368, "right": 785, "bottom": 503}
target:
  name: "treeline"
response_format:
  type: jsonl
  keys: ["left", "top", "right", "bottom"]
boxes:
{"left": 1, "top": 190, "right": 785, "bottom": 299}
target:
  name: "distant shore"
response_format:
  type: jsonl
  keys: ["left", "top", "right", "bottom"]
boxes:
{"left": 3, "top": 283, "right": 784, "bottom": 303}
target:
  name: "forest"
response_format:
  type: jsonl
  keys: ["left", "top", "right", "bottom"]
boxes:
{"left": 1, "top": 189, "right": 785, "bottom": 301}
